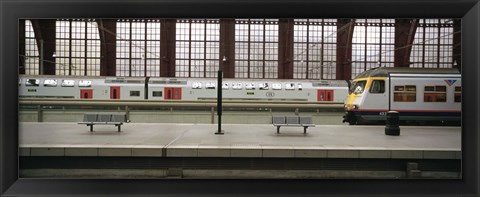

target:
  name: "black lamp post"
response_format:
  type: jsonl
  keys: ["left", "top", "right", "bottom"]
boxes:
{"left": 214, "top": 56, "right": 227, "bottom": 135}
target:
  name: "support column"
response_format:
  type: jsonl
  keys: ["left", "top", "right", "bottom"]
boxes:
{"left": 19, "top": 19, "right": 26, "bottom": 74}
{"left": 394, "top": 19, "right": 419, "bottom": 67}
{"left": 453, "top": 19, "right": 461, "bottom": 70}
{"left": 219, "top": 19, "right": 235, "bottom": 78}
{"left": 336, "top": 19, "right": 355, "bottom": 80}
{"left": 31, "top": 19, "right": 56, "bottom": 75}
{"left": 97, "top": 19, "right": 117, "bottom": 76}
{"left": 278, "top": 19, "right": 294, "bottom": 79}
{"left": 160, "top": 19, "right": 176, "bottom": 77}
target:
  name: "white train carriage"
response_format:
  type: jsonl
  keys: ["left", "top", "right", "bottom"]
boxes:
{"left": 147, "top": 78, "right": 186, "bottom": 100}
{"left": 343, "top": 67, "right": 461, "bottom": 125}
{"left": 19, "top": 75, "right": 146, "bottom": 100}
{"left": 19, "top": 75, "right": 103, "bottom": 99}
{"left": 103, "top": 77, "right": 146, "bottom": 100}
{"left": 19, "top": 75, "right": 349, "bottom": 102}
{"left": 147, "top": 77, "right": 348, "bottom": 102}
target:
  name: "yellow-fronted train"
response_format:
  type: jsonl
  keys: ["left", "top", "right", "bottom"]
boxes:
{"left": 343, "top": 67, "right": 461, "bottom": 125}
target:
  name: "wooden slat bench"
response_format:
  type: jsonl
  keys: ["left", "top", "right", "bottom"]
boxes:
{"left": 78, "top": 112, "right": 127, "bottom": 132}
{"left": 272, "top": 115, "right": 315, "bottom": 134}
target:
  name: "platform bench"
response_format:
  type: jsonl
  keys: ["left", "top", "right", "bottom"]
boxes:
{"left": 78, "top": 112, "right": 127, "bottom": 132}
{"left": 272, "top": 115, "right": 315, "bottom": 134}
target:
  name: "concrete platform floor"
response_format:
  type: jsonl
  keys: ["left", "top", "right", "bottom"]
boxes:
{"left": 19, "top": 122, "right": 461, "bottom": 159}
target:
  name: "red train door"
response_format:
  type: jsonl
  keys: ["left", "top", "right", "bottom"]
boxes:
{"left": 80, "top": 89, "right": 93, "bottom": 99}
{"left": 173, "top": 88, "right": 182, "bottom": 100}
{"left": 326, "top": 90, "right": 334, "bottom": 101}
{"left": 318, "top": 89, "right": 334, "bottom": 101}
{"left": 318, "top": 90, "right": 325, "bottom": 101}
{"left": 164, "top": 88, "right": 171, "bottom": 99}
{"left": 110, "top": 86, "right": 120, "bottom": 99}
{"left": 164, "top": 87, "right": 182, "bottom": 100}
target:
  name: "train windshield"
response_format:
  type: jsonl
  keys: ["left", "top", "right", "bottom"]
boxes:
{"left": 349, "top": 80, "right": 367, "bottom": 95}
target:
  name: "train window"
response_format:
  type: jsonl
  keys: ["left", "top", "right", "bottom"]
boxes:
{"left": 423, "top": 85, "right": 446, "bottom": 102}
{"left": 350, "top": 80, "right": 366, "bottom": 94}
{"left": 233, "top": 83, "right": 243, "bottom": 90}
{"left": 25, "top": 79, "right": 40, "bottom": 86}
{"left": 455, "top": 86, "right": 461, "bottom": 102}
{"left": 369, "top": 80, "right": 385, "bottom": 93}
{"left": 153, "top": 91, "right": 163, "bottom": 97}
{"left": 436, "top": 86, "right": 446, "bottom": 92}
{"left": 245, "top": 83, "right": 255, "bottom": 90}
{"left": 174, "top": 89, "right": 180, "bottom": 99}
{"left": 394, "top": 86, "right": 404, "bottom": 91}
{"left": 43, "top": 79, "right": 58, "bottom": 87}
{"left": 222, "top": 83, "right": 229, "bottom": 90}
{"left": 206, "top": 82, "right": 216, "bottom": 89}
{"left": 192, "top": 82, "right": 202, "bottom": 89}
{"left": 130, "top": 91, "right": 140, "bottom": 97}
{"left": 424, "top": 86, "right": 434, "bottom": 91}
{"left": 394, "top": 85, "right": 416, "bottom": 102}
{"left": 285, "top": 83, "right": 295, "bottom": 90}
{"left": 406, "top": 85, "right": 416, "bottom": 91}
{"left": 259, "top": 83, "right": 269, "bottom": 90}
{"left": 61, "top": 80, "right": 75, "bottom": 87}
{"left": 272, "top": 83, "right": 282, "bottom": 90}
{"left": 78, "top": 80, "right": 92, "bottom": 87}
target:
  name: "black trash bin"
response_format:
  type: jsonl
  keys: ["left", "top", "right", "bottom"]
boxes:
{"left": 385, "top": 111, "right": 400, "bottom": 136}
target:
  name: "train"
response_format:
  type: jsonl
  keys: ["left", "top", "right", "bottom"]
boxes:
{"left": 18, "top": 75, "right": 349, "bottom": 103}
{"left": 342, "top": 67, "right": 461, "bottom": 125}
{"left": 20, "top": 67, "right": 461, "bottom": 125}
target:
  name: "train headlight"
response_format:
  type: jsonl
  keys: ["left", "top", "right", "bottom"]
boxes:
{"left": 353, "top": 105, "right": 358, "bottom": 110}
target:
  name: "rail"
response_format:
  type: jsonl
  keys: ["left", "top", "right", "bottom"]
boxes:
{"left": 19, "top": 98, "right": 344, "bottom": 123}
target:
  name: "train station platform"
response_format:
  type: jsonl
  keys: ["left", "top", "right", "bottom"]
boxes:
{"left": 19, "top": 122, "right": 461, "bottom": 160}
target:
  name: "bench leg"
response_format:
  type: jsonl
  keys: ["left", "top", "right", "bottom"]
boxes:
{"left": 277, "top": 126, "right": 280, "bottom": 134}
{"left": 89, "top": 124, "right": 93, "bottom": 132}
{"left": 304, "top": 126, "right": 307, "bottom": 134}
{"left": 117, "top": 125, "right": 121, "bottom": 132}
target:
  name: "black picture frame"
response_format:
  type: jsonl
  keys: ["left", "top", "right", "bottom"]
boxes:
{"left": 1, "top": 0, "right": 479, "bottom": 196}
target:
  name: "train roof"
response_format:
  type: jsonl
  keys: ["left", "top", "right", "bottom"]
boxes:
{"left": 354, "top": 67, "right": 460, "bottom": 79}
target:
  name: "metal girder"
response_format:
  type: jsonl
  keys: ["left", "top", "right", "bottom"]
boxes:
{"left": 31, "top": 19, "right": 56, "bottom": 75}
{"left": 160, "top": 19, "right": 176, "bottom": 77}
{"left": 336, "top": 19, "right": 355, "bottom": 80}
{"left": 19, "top": 19, "right": 26, "bottom": 74}
{"left": 394, "top": 19, "right": 419, "bottom": 68}
{"left": 453, "top": 19, "right": 461, "bottom": 70}
{"left": 97, "top": 19, "right": 117, "bottom": 76}
{"left": 278, "top": 19, "right": 294, "bottom": 79}
{"left": 219, "top": 19, "right": 235, "bottom": 78}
